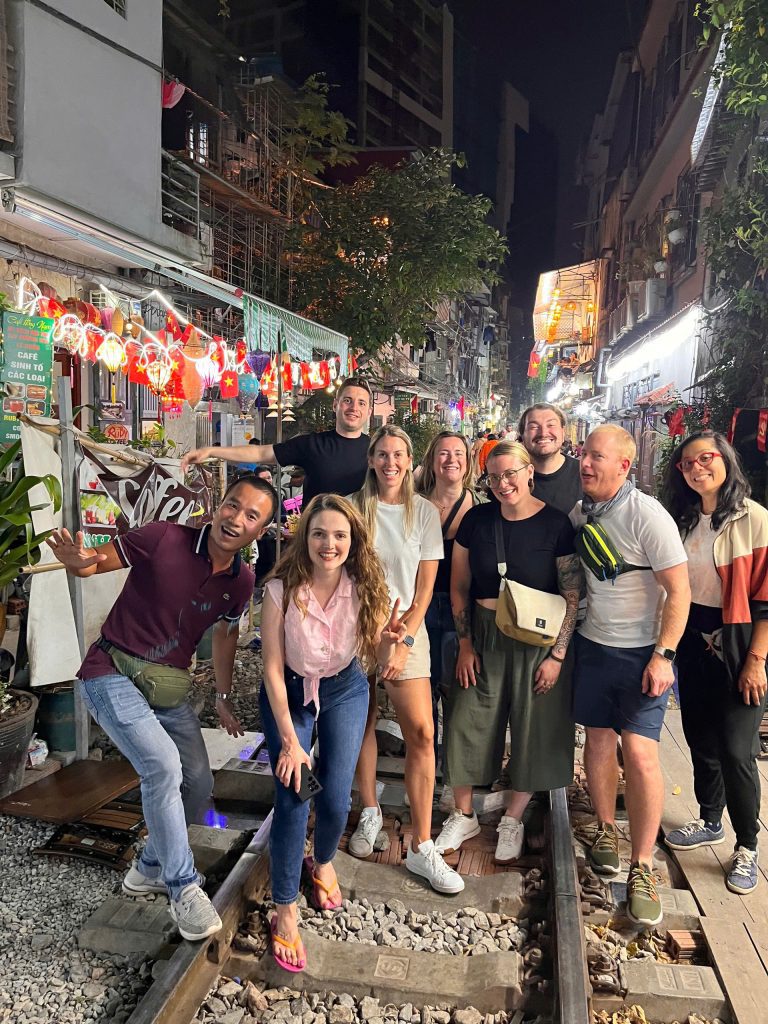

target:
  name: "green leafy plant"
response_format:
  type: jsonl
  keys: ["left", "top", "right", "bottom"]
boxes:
{"left": 288, "top": 148, "right": 508, "bottom": 355}
{"left": 393, "top": 413, "right": 443, "bottom": 466}
{"left": 0, "top": 440, "right": 62, "bottom": 589}
{"left": 699, "top": 1, "right": 768, "bottom": 116}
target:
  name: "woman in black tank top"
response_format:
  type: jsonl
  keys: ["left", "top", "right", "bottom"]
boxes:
{"left": 417, "top": 432, "right": 482, "bottom": 777}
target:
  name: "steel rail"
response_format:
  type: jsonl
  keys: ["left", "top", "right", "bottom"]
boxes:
{"left": 549, "top": 786, "right": 592, "bottom": 1024}
{"left": 124, "top": 813, "right": 273, "bottom": 1024}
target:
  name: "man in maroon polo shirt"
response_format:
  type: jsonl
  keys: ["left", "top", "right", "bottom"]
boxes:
{"left": 46, "top": 475, "right": 277, "bottom": 942}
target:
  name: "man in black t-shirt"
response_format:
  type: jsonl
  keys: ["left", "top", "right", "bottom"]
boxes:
{"left": 518, "top": 403, "right": 582, "bottom": 515}
{"left": 182, "top": 376, "right": 373, "bottom": 506}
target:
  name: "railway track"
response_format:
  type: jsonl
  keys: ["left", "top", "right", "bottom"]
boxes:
{"left": 123, "top": 790, "right": 591, "bottom": 1024}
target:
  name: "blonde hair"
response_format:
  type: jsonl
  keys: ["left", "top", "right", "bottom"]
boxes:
{"left": 353, "top": 425, "right": 416, "bottom": 540}
{"left": 417, "top": 431, "right": 474, "bottom": 496}
{"left": 485, "top": 441, "right": 535, "bottom": 491}
{"left": 588, "top": 425, "right": 636, "bottom": 463}
{"left": 269, "top": 494, "right": 390, "bottom": 669}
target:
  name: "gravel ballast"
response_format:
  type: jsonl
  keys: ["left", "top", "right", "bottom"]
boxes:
{"left": 0, "top": 816, "right": 152, "bottom": 1024}
{"left": 296, "top": 898, "right": 528, "bottom": 956}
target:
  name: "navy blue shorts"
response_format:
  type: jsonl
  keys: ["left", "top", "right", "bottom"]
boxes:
{"left": 572, "top": 633, "right": 670, "bottom": 741}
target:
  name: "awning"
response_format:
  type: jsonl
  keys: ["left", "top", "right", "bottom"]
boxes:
{"left": 635, "top": 382, "right": 675, "bottom": 406}
{"left": 3, "top": 186, "right": 349, "bottom": 358}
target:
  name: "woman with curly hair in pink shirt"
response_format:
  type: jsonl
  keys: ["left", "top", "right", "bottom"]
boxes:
{"left": 259, "top": 493, "right": 396, "bottom": 972}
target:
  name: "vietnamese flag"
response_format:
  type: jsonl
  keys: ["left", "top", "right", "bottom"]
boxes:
{"left": 220, "top": 371, "right": 239, "bottom": 399}
{"left": 527, "top": 350, "right": 542, "bottom": 378}
{"left": 457, "top": 396, "right": 466, "bottom": 420}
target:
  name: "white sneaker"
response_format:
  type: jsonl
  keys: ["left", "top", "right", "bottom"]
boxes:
{"left": 406, "top": 839, "right": 465, "bottom": 894}
{"left": 495, "top": 815, "right": 525, "bottom": 863}
{"left": 435, "top": 809, "right": 481, "bottom": 854}
{"left": 348, "top": 805, "right": 383, "bottom": 858}
{"left": 169, "top": 884, "right": 222, "bottom": 941}
{"left": 122, "top": 862, "right": 168, "bottom": 896}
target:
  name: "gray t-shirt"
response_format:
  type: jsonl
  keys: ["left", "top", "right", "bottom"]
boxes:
{"left": 570, "top": 488, "right": 687, "bottom": 648}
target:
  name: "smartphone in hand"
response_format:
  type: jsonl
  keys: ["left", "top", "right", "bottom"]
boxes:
{"left": 297, "top": 763, "right": 323, "bottom": 803}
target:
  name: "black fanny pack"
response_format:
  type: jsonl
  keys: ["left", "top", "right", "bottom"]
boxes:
{"left": 97, "top": 635, "right": 192, "bottom": 709}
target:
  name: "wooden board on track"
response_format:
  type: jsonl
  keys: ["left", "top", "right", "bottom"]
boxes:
{"left": 660, "top": 711, "right": 768, "bottom": 924}
{"left": 700, "top": 918, "right": 768, "bottom": 1024}
{"left": 0, "top": 758, "right": 138, "bottom": 822}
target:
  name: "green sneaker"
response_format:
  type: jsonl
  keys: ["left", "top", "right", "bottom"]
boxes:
{"left": 627, "top": 861, "right": 662, "bottom": 927}
{"left": 588, "top": 822, "right": 621, "bottom": 876}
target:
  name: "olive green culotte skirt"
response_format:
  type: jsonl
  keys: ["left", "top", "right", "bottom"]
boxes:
{"left": 444, "top": 605, "right": 575, "bottom": 792}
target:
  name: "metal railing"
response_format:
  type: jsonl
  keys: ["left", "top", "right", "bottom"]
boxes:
{"left": 161, "top": 150, "right": 201, "bottom": 240}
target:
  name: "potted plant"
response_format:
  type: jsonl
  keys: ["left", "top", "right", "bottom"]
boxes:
{"left": 0, "top": 438, "right": 61, "bottom": 797}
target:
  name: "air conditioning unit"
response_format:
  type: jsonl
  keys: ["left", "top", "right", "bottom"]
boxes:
{"left": 637, "top": 278, "right": 667, "bottom": 321}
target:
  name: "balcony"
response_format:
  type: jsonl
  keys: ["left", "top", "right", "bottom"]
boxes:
{"left": 161, "top": 150, "right": 200, "bottom": 241}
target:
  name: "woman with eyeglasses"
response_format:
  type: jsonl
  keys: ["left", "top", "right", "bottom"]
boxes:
{"left": 661, "top": 430, "right": 768, "bottom": 896}
{"left": 417, "top": 432, "right": 484, "bottom": 781}
{"left": 436, "top": 441, "right": 581, "bottom": 863}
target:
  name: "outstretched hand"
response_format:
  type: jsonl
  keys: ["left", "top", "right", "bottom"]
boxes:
{"left": 180, "top": 447, "right": 212, "bottom": 472}
{"left": 46, "top": 529, "right": 107, "bottom": 575}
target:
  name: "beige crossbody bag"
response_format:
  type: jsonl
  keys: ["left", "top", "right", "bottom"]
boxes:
{"left": 494, "top": 517, "right": 566, "bottom": 647}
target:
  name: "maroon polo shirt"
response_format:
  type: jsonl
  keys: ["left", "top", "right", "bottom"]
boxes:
{"left": 78, "top": 521, "right": 254, "bottom": 680}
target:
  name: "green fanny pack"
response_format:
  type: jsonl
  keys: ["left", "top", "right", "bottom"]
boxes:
{"left": 575, "top": 520, "right": 650, "bottom": 584}
{"left": 99, "top": 637, "right": 192, "bottom": 709}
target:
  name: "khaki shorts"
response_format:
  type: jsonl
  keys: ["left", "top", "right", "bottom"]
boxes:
{"left": 388, "top": 623, "right": 431, "bottom": 682}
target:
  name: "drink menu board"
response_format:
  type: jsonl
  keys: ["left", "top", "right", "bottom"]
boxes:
{"left": 0, "top": 311, "right": 55, "bottom": 443}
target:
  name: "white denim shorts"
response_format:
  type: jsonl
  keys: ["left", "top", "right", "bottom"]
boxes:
{"left": 391, "top": 623, "right": 431, "bottom": 681}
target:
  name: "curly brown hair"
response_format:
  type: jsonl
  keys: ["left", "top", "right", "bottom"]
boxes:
{"left": 269, "top": 493, "right": 391, "bottom": 670}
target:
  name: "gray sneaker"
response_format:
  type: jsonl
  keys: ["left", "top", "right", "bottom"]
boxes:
{"left": 348, "top": 806, "right": 383, "bottom": 858}
{"left": 122, "top": 862, "right": 167, "bottom": 896}
{"left": 169, "top": 884, "right": 222, "bottom": 941}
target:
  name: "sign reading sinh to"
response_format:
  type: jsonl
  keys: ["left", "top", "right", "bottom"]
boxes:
{"left": 0, "top": 311, "right": 54, "bottom": 443}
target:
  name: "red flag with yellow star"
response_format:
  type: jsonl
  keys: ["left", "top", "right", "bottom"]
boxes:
{"left": 220, "top": 371, "right": 239, "bottom": 398}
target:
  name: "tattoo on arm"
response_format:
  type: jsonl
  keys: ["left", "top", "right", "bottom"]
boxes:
{"left": 553, "top": 554, "right": 583, "bottom": 657}
{"left": 453, "top": 606, "right": 472, "bottom": 640}
{"left": 553, "top": 590, "right": 579, "bottom": 657}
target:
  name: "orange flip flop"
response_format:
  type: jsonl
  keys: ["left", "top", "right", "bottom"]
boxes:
{"left": 270, "top": 918, "right": 306, "bottom": 973}
{"left": 303, "top": 856, "right": 343, "bottom": 910}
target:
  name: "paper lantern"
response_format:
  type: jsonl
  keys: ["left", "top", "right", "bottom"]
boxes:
{"left": 181, "top": 332, "right": 205, "bottom": 408}
{"left": 96, "top": 333, "right": 127, "bottom": 374}
{"left": 96, "top": 332, "right": 128, "bottom": 402}
{"left": 144, "top": 356, "right": 173, "bottom": 395}
{"left": 52, "top": 314, "right": 88, "bottom": 357}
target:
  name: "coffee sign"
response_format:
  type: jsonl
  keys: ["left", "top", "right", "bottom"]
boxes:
{"left": 0, "top": 312, "right": 54, "bottom": 443}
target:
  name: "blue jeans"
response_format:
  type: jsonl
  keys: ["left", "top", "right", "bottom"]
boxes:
{"left": 259, "top": 658, "right": 369, "bottom": 905}
{"left": 79, "top": 674, "right": 213, "bottom": 899}
{"left": 425, "top": 591, "right": 457, "bottom": 767}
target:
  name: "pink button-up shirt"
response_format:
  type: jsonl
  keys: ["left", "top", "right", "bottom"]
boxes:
{"left": 265, "top": 571, "right": 361, "bottom": 710}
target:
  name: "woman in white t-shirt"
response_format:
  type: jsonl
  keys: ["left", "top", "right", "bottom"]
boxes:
{"left": 349, "top": 426, "right": 464, "bottom": 894}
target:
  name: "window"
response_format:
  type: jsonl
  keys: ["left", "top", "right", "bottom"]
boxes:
{"left": 103, "top": 0, "right": 126, "bottom": 16}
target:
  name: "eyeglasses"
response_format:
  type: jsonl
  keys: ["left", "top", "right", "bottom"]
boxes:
{"left": 487, "top": 467, "right": 526, "bottom": 488}
{"left": 675, "top": 451, "right": 724, "bottom": 473}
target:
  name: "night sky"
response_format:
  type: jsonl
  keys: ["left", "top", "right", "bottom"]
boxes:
{"left": 451, "top": 0, "right": 648, "bottom": 266}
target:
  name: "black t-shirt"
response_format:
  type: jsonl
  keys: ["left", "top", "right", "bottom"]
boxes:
{"left": 273, "top": 429, "right": 369, "bottom": 506}
{"left": 455, "top": 502, "right": 576, "bottom": 599}
{"left": 532, "top": 456, "right": 582, "bottom": 516}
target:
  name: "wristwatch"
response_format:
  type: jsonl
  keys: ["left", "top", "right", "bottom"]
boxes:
{"left": 653, "top": 646, "right": 676, "bottom": 662}
{"left": 402, "top": 635, "right": 416, "bottom": 649}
